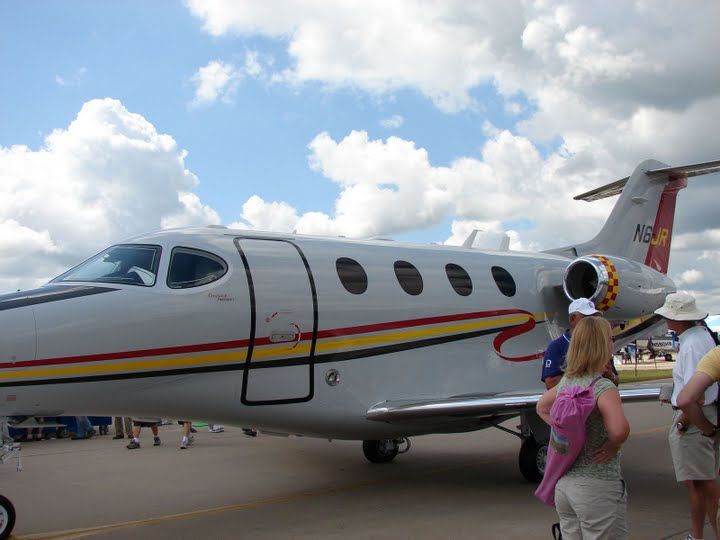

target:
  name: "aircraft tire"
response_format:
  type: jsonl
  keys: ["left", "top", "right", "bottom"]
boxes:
{"left": 362, "top": 439, "right": 399, "bottom": 463}
{"left": 665, "top": 353, "right": 673, "bottom": 362}
{"left": 0, "top": 494, "right": 16, "bottom": 540}
{"left": 518, "top": 437, "right": 547, "bottom": 483}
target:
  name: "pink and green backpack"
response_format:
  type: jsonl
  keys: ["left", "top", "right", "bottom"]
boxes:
{"left": 535, "top": 376, "right": 602, "bottom": 507}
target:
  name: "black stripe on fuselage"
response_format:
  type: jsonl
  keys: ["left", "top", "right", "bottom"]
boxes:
{"left": 613, "top": 314, "right": 664, "bottom": 342}
{"left": 0, "top": 285, "right": 118, "bottom": 311}
{"left": 0, "top": 320, "right": 543, "bottom": 387}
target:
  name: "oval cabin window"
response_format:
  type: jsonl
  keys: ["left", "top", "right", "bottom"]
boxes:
{"left": 394, "top": 260, "right": 423, "bottom": 296}
{"left": 491, "top": 266, "right": 516, "bottom": 297}
{"left": 445, "top": 263, "right": 472, "bottom": 296}
{"left": 167, "top": 248, "right": 228, "bottom": 289}
{"left": 336, "top": 257, "right": 368, "bottom": 294}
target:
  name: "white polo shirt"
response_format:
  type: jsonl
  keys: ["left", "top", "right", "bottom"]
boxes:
{"left": 671, "top": 325, "right": 718, "bottom": 406}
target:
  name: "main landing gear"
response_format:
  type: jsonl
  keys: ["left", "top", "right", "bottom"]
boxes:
{"left": 362, "top": 438, "right": 411, "bottom": 463}
{"left": 517, "top": 411, "right": 549, "bottom": 483}
{"left": 481, "top": 411, "right": 548, "bottom": 482}
{"left": 518, "top": 436, "right": 548, "bottom": 483}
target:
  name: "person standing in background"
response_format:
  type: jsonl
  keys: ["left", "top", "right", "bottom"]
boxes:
{"left": 113, "top": 416, "right": 132, "bottom": 440}
{"left": 655, "top": 292, "right": 719, "bottom": 540}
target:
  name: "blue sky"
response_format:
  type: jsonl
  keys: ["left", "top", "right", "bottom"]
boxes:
{"left": 1, "top": 1, "right": 526, "bottom": 233}
{"left": 1, "top": 1, "right": 719, "bottom": 311}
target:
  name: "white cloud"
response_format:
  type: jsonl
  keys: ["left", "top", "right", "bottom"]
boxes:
{"left": 225, "top": 128, "right": 611, "bottom": 245}
{"left": 0, "top": 98, "right": 218, "bottom": 292}
{"left": 186, "top": 2, "right": 720, "bottom": 114}
{"left": 161, "top": 192, "right": 221, "bottom": 229}
{"left": 190, "top": 60, "right": 241, "bottom": 107}
{"left": 55, "top": 67, "right": 87, "bottom": 87}
{"left": 229, "top": 195, "right": 299, "bottom": 232}
{"left": 380, "top": 115, "right": 404, "bottom": 129}
{"left": 676, "top": 269, "right": 705, "bottom": 286}
{"left": 673, "top": 229, "right": 720, "bottom": 251}
{"left": 243, "top": 50, "right": 264, "bottom": 77}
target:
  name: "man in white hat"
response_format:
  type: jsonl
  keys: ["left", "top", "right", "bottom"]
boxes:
{"left": 655, "top": 292, "right": 718, "bottom": 540}
{"left": 541, "top": 298, "right": 619, "bottom": 390}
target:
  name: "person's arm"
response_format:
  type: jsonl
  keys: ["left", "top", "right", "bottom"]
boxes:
{"left": 536, "top": 387, "right": 558, "bottom": 426}
{"left": 678, "top": 371, "right": 717, "bottom": 436}
{"left": 603, "top": 360, "right": 620, "bottom": 386}
{"left": 593, "top": 386, "right": 630, "bottom": 463}
{"left": 544, "top": 375, "right": 561, "bottom": 390}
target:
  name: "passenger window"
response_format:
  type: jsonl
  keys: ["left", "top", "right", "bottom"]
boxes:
{"left": 336, "top": 257, "right": 368, "bottom": 294}
{"left": 394, "top": 260, "right": 423, "bottom": 296}
{"left": 445, "top": 263, "right": 472, "bottom": 296}
{"left": 491, "top": 266, "right": 516, "bottom": 297}
{"left": 167, "top": 248, "right": 227, "bottom": 289}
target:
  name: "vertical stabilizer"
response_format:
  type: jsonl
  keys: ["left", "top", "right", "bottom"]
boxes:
{"left": 547, "top": 159, "right": 689, "bottom": 274}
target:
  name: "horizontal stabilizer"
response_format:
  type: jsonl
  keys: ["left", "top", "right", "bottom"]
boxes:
{"left": 574, "top": 159, "right": 720, "bottom": 202}
{"left": 366, "top": 385, "right": 660, "bottom": 422}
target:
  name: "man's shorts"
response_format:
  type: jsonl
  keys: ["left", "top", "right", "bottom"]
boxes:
{"left": 669, "top": 406, "right": 720, "bottom": 481}
{"left": 132, "top": 418, "right": 161, "bottom": 428}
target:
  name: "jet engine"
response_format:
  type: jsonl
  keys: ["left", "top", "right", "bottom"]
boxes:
{"left": 563, "top": 254, "right": 675, "bottom": 320}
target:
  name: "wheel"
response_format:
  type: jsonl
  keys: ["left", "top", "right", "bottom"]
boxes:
{"left": 665, "top": 353, "right": 673, "bottom": 362}
{"left": 0, "top": 494, "right": 16, "bottom": 540}
{"left": 362, "top": 439, "right": 399, "bottom": 463}
{"left": 518, "top": 437, "right": 547, "bottom": 483}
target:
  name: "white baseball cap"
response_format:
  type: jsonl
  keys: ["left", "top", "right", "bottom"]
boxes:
{"left": 568, "top": 298, "right": 600, "bottom": 316}
{"left": 654, "top": 292, "right": 707, "bottom": 321}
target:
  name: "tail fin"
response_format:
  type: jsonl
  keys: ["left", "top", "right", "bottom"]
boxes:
{"left": 548, "top": 159, "right": 720, "bottom": 274}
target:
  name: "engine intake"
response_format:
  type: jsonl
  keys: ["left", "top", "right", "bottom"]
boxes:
{"left": 563, "top": 255, "right": 675, "bottom": 319}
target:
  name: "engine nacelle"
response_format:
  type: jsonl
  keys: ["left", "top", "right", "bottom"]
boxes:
{"left": 563, "top": 254, "right": 675, "bottom": 320}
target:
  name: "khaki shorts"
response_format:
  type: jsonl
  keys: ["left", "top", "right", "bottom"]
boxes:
{"left": 669, "top": 406, "right": 720, "bottom": 482}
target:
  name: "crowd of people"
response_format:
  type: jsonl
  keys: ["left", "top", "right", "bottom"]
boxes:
{"left": 537, "top": 293, "right": 720, "bottom": 540}
{"left": 2, "top": 415, "right": 257, "bottom": 449}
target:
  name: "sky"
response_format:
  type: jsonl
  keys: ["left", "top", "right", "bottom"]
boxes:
{"left": 1, "top": 1, "right": 719, "bottom": 311}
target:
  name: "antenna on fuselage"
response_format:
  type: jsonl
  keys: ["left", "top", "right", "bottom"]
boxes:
{"left": 462, "top": 229, "right": 480, "bottom": 248}
{"left": 499, "top": 234, "right": 510, "bottom": 251}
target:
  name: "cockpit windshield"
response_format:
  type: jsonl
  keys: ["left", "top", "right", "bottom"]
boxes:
{"left": 53, "top": 244, "right": 161, "bottom": 287}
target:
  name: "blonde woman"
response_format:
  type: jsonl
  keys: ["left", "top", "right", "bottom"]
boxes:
{"left": 537, "top": 316, "right": 630, "bottom": 539}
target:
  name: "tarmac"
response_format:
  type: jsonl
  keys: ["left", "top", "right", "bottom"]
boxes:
{"left": 0, "top": 389, "right": 709, "bottom": 540}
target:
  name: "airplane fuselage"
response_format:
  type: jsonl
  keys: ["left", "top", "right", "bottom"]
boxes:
{"left": 0, "top": 228, "right": 579, "bottom": 439}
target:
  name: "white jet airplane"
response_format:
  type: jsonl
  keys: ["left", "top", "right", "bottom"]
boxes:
{"left": 1, "top": 158, "right": 719, "bottom": 484}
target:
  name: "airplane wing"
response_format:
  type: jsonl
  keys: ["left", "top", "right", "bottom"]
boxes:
{"left": 366, "top": 385, "right": 660, "bottom": 423}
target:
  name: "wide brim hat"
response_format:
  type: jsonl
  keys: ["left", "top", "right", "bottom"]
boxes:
{"left": 654, "top": 292, "right": 708, "bottom": 321}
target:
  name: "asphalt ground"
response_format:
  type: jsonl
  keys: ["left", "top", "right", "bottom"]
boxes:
{"left": 0, "top": 400, "right": 710, "bottom": 540}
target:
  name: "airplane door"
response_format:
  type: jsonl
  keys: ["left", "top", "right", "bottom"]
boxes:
{"left": 235, "top": 238, "right": 317, "bottom": 405}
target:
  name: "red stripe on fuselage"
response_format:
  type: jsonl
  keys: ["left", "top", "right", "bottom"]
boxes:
{"left": 0, "top": 308, "right": 532, "bottom": 370}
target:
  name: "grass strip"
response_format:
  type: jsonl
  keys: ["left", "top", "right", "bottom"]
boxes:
{"left": 619, "top": 368, "right": 672, "bottom": 384}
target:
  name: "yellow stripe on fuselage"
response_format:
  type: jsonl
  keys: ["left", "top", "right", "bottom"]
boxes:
{"left": 0, "top": 312, "right": 546, "bottom": 381}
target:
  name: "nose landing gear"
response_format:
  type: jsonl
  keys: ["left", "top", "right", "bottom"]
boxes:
{"left": 0, "top": 495, "right": 15, "bottom": 540}
{"left": 0, "top": 441, "right": 21, "bottom": 540}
